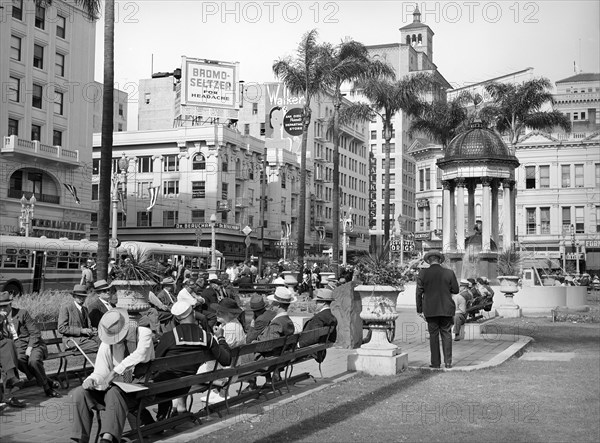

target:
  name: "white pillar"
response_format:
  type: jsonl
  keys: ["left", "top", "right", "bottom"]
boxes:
{"left": 456, "top": 178, "right": 466, "bottom": 252}
{"left": 449, "top": 183, "right": 456, "bottom": 251}
{"left": 482, "top": 178, "right": 491, "bottom": 252}
{"left": 502, "top": 180, "right": 512, "bottom": 251}
{"left": 491, "top": 180, "right": 499, "bottom": 247}
{"left": 467, "top": 180, "right": 476, "bottom": 236}
{"left": 442, "top": 181, "right": 452, "bottom": 252}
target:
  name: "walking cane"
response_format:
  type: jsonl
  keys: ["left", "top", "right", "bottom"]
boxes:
{"left": 66, "top": 338, "right": 95, "bottom": 367}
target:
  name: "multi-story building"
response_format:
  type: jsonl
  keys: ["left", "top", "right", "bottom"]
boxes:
{"left": 1, "top": 0, "right": 96, "bottom": 239}
{"left": 410, "top": 72, "right": 600, "bottom": 275}
{"left": 92, "top": 82, "right": 128, "bottom": 133}
{"left": 238, "top": 82, "right": 371, "bottom": 259}
{"left": 361, "top": 6, "right": 451, "bottom": 250}
{"left": 90, "top": 125, "right": 306, "bottom": 264}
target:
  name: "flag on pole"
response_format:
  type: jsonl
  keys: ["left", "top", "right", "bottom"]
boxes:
{"left": 63, "top": 183, "right": 81, "bottom": 204}
{"left": 147, "top": 186, "right": 159, "bottom": 211}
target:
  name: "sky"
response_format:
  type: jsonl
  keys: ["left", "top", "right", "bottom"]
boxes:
{"left": 93, "top": 0, "right": 600, "bottom": 130}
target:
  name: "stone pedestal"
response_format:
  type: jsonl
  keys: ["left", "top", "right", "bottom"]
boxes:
{"left": 348, "top": 348, "right": 409, "bottom": 376}
{"left": 497, "top": 295, "right": 522, "bottom": 318}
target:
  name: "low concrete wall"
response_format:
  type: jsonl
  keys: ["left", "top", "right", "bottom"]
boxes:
{"left": 401, "top": 282, "right": 589, "bottom": 317}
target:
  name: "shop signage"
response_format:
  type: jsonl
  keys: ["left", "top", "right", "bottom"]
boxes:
{"left": 181, "top": 57, "right": 238, "bottom": 109}
{"left": 585, "top": 240, "right": 600, "bottom": 248}
{"left": 174, "top": 223, "right": 240, "bottom": 231}
{"left": 283, "top": 108, "right": 304, "bottom": 136}
{"left": 417, "top": 199, "right": 429, "bottom": 208}
{"left": 414, "top": 231, "right": 431, "bottom": 241}
{"left": 369, "top": 151, "right": 377, "bottom": 228}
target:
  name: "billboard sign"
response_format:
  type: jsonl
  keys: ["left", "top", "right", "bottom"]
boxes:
{"left": 181, "top": 57, "right": 238, "bottom": 109}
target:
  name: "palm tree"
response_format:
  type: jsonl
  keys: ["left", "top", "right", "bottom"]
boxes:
{"left": 342, "top": 74, "right": 432, "bottom": 246}
{"left": 41, "top": 1, "right": 113, "bottom": 280}
{"left": 320, "top": 39, "right": 394, "bottom": 276}
{"left": 479, "top": 77, "right": 571, "bottom": 152}
{"left": 408, "top": 92, "right": 473, "bottom": 148}
{"left": 273, "top": 29, "right": 332, "bottom": 264}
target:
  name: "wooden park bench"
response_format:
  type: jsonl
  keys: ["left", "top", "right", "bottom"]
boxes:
{"left": 234, "top": 283, "right": 278, "bottom": 295}
{"left": 36, "top": 321, "right": 96, "bottom": 388}
{"left": 121, "top": 324, "right": 336, "bottom": 442}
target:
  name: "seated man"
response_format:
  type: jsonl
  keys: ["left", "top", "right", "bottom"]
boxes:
{"left": 148, "top": 277, "right": 177, "bottom": 327}
{"left": 0, "top": 292, "right": 27, "bottom": 408}
{"left": 87, "top": 280, "right": 117, "bottom": 329}
{"left": 453, "top": 280, "right": 470, "bottom": 341}
{"left": 298, "top": 288, "right": 338, "bottom": 362}
{"left": 177, "top": 279, "right": 205, "bottom": 308}
{"left": 255, "top": 287, "right": 297, "bottom": 342}
{"left": 245, "top": 294, "right": 276, "bottom": 343}
{"left": 70, "top": 308, "right": 155, "bottom": 443}
{"left": 58, "top": 285, "right": 99, "bottom": 352}
{"left": 0, "top": 292, "right": 61, "bottom": 398}
{"left": 154, "top": 301, "right": 231, "bottom": 420}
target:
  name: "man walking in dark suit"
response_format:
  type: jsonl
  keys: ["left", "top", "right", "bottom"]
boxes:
{"left": 416, "top": 251, "right": 459, "bottom": 369}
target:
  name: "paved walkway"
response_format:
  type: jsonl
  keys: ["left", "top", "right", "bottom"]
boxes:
{"left": 0, "top": 313, "right": 531, "bottom": 442}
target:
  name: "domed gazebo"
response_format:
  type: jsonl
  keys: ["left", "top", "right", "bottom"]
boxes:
{"left": 437, "top": 121, "right": 520, "bottom": 257}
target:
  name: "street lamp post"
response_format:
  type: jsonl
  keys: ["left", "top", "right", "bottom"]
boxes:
{"left": 570, "top": 224, "right": 580, "bottom": 275}
{"left": 341, "top": 207, "right": 353, "bottom": 267}
{"left": 20, "top": 194, "right": 36, "bottom": 237}
{"left": 111, "top": 153, "right": 129, "bottom": 260}
{"left": 210, "top": 213, "right": 217, "bottom": 270}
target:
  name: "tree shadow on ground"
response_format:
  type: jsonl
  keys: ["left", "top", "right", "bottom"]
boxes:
{"left": 253, "top": 370, "right": 437, "bottom": 443}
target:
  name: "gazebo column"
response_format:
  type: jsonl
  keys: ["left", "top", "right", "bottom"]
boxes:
{"left": 467, "top": 180, "right": 476, "bottom": 235}
{"left": 455, "top": 178, "right": 466, "bottom": 252}
{"left": 481, "top": 178, "right": 491, "bottom": 252}
{"left": 502, "top": 179, "right": 513, "bottom": 250}
{"left": 442, "top": 180, "right": 453, "bottom": 252}
{"left": 449, "top": 181, "right": 456, "bottom": 251}
{"left": 491, "top": 180, "right": 499, "bottom": 247}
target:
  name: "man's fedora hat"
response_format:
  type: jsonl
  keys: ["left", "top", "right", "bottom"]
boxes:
{"left": 72, "top": 284, "right": 90, "bottom": 296}
{"left": 272, "top": 277, "right": 286, "bottom": 286}
{"left": 98, "top": 308, "right": 129, "bottom": 345}
{"left": 314, "top": 288, "right": 335, "bottom": 302}
{"left": 459, "top": 279, "right": 471, "bottom": 287}
{"left": 423, "top": 250, "right": 445, "bottom": 263}
{"left": 93, "top": 279, "right": 112, "bottom": 291}
{"left": 267, "top": 286, "right": 297, "bottom": 304}
{"left": 211, "top": 298, "right": 242, "bottom": 316}
{"left": 249, "top": 294, "right": 267, "bottom": 311}
{"left": 161, "top": 277, "right": 175, "bottom": 285}
{"left": 0, "top": 291, "right": 13, "bottom": 306}
{"left": 208, "top": 273, "right": 221, "bottom": 284}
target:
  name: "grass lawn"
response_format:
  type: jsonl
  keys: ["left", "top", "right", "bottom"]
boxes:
{"left": 203, "top": 318, "right": 600, "bottom": 443}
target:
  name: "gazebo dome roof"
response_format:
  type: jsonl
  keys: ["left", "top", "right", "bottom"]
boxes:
{"left": 444, "top": 121, "right": 513, "bottom": 160}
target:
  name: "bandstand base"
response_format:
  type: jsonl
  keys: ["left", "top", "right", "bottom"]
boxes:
{"left": 348, "top": 348, "right": 409, "bottom": 376}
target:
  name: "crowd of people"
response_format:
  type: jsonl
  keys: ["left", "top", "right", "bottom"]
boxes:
{"left": 0, "top": 263, "right": 338, "bottom": 443}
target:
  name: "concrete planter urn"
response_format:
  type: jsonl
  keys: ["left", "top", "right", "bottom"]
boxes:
{"left": 112, "top": 280, "right": 153, "bottom": 313}
{"left": 355, "top": 285, "right": 401, "bottom": 350}
{"left": 496, "top": 275, "right": 522, "bottom": 318}
{"left": 320, "top": 272, "right": 336, "bottom": 285}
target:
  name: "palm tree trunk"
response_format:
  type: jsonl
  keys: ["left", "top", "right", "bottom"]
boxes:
{"left": 332, "top": 93, "right": 341, "bottom": 276}
{"left": 297, "top": 107, "right": 310, "bottom": 263}
{"left": 97, "top": 0, "right": 115, "bottom": 281}
{"left": 383, "top": 122, "right": 392, "bottom": 246}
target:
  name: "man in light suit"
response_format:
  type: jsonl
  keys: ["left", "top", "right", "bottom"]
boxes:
{"left": 0, "top": 292, "right": 61, "bottom": 398}
{"left": 58, "top": 285, "right": 99, "bottom": 353}
{"left": 416, "top": 251, "right": 459, "bottom": 369}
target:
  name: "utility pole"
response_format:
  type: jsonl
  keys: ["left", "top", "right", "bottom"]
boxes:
{"left": 258, "top": 145, "right": 268, "bottom": 277}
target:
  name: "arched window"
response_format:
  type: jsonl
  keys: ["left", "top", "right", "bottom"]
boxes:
{"left": 417, "top": 34, "right": 422, "bottom": 45}
{"left": 406, "top": 35, "right": 411, "bottom": 45}
{"left": 8, "top": 168, "right": 60, "bottom": 204}
{"left": 192, "top": 153, "right": 206, "bottom": 170}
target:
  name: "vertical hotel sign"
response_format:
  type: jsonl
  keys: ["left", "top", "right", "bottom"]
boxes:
{"left": 180, "top": 57, "right": 238, "bottom": 109}
{"left": 369, "top": 151, "right": 377, "bottom": 228}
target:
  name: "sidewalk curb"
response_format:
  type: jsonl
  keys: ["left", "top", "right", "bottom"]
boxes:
{"left": 157, "top": 371, "right": 358, "bottom": 442}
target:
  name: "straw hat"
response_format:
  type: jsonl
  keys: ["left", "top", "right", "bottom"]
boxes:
{"left": 267, "top": 286, "right": 297, "bottom": 304}
{"left": 314, "top": 288, "right": 334, "bottom": 302}
{"left": 71, "top": 284, "right": 89, "bottom": 297}
{"left": 161, "top": 277, "right": 175, "bottom": 285}
{"left": 93, "top": 279, "right": 112, "bottom": 291}
{"left": 98, "top": 309, "right": 129, "bottom": 345}
{"left": 272, "top": 277, "right": 286, "bottom": 286}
